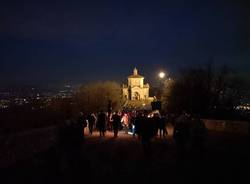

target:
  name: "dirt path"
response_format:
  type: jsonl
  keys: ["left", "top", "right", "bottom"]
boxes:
{"left": 1, "top": 127, "right": 250, "bottom": 184}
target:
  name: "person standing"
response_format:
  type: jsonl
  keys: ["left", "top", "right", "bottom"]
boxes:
{"left": 57, "top": 113, "right": 84, "bottom": 174}
{"left": 134, "top": 111, "right": 144, "bottom": 139}
{"left": 87, "top": 113, "right": 96, "bottom": 135}
{"left": 152, "top": 113, "right": 161, "bottom": 137}
{"left": 140, "top": 114, "right": 154, "bottom": 156}
{"left": 111, "top": 111, "right": 121, "bottom": 138}
{"left": 97, "top": 110, "right": 107, "bottom": 137}
{"left": 173, "top": 112, "right": 191, "bottom": 154}
{"left": 159, "top": 115, "right": 168, "bottom": 138}
{"left": 191, "top": 116, "right": 207, "bottom": 152}
{"left": 78, "top": 112, "right": 87, "bottom": 137}
{"left": 121, "top": 113, "right": 129, "bottom": 134}
{"left": 130, "top": 112, "right": 137, "bottom": 138}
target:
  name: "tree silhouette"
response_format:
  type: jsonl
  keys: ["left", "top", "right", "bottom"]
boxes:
{"left": 161, "top": 65, "right": 247, "bottom": 118}
{"left": 75, "top": 81, "right": 123, "bottom": 113}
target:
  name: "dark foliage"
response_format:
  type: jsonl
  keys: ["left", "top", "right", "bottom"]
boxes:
{"left": 162, "top": 65, "right": 248, "bottom": 119}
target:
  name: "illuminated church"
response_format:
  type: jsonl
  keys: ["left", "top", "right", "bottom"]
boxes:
{"left": 122, "top": 68, "right": 150, "bottom": 100}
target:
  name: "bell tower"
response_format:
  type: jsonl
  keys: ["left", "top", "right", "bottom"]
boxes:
{"left": 133, "top": 68, "right": 138, "bottom": 75}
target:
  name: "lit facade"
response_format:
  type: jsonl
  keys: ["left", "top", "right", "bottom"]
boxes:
{"left": 122, "top": 68, "right": 150, "bottom": 100}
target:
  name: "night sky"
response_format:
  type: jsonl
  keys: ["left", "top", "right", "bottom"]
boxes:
{"left": 0, "top": 0, "right": 249, "bottom": 87}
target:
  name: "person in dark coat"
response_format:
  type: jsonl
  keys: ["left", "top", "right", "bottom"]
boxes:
{"left": 77, "top": 112, "right": 87, "bottom": 137}
{"left": 152, "top": 113, "right": 161, "bottom": 137}
{"left": 87, "top": 113, "right": 96, "bottom": 135}
{"left": 57, "top": 114, "right": 84, "bottom": 174}
{"left": 134, "top": 111, "right": 144, "bottom": 139}
{"left": 173, "top": 113, "right": 191, "bottom": 153}
{"left": 130, "top": 113, "right": 136, "bottom": 138}
{"left": 191, "top": 116, "right": 207, "bottom": 152}
{"left": 159, "top": 115, "right": 168, "bottom": 138}
{"left": 140, "top": 114, "right": 154, "bottom": 156}
{"left": 111, "top": 111, "right": 121, "bottom": 138}
{"left": 97, "top": 110, "right": 107, "bottom": 137}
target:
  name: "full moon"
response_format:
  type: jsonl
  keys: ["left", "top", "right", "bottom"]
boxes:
{"left": 159, "top": 72, "right": 166, "bottom": 79}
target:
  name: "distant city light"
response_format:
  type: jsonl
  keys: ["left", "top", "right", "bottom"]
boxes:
{"left": 236, "top": 105, "right": 250, "bottom": 110}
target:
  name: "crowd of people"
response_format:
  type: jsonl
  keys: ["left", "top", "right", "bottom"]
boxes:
{"left": 54, "top": 109, "right": 208, "bottom": 175}
{"left": 57, "top": 110, "right": 207, "bottom": 155}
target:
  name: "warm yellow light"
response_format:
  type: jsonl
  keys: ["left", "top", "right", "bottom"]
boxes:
{"left": 159, "top": 72, "right": 166, "bottom": 79}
